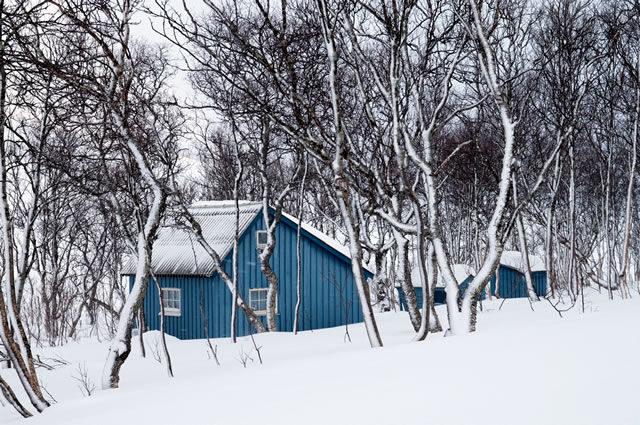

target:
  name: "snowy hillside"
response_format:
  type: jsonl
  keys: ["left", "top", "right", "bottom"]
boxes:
{"left": 3, "top": 291, "right": 639, "bottom": 425}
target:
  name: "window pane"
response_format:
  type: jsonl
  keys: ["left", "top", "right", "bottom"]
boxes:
{"left": 251, "top": 289, "right": 269, "bottom": 312}
{"left": 162, "top": 289, "right": 180, "bottom": 311}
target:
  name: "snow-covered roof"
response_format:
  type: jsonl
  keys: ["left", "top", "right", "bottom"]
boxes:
{"left": 452, "top": 264, "right": 476, "bottom": 285}
{"left": 123, "top": 201, "right": 370, "bottom": 276}
{"left": 123, "top": 201, "right": 263, "bottom": 275}
{"left": 405, "top": 263, "right": 475, "bottom": 288}
{"left": 500, "top": 250, "right": 546, "bottom": 273}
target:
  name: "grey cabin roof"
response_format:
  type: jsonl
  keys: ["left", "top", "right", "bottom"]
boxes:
{"left": 123, "top": 201, "right": 262, "bottom": 276}
{"left": 122, "top": 200, "right": 362, "bottom": 276}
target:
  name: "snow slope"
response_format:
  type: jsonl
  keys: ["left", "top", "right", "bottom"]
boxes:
{"left": 2, "top": 290, "right": 639, "bottom": 425}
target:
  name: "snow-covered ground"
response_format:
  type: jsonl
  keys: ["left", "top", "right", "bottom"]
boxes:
{"left": 3, "top": 290, "right": 639, "bottom": 424}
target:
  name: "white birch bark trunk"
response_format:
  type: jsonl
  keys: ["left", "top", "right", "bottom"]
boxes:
{"left": 102, "top": 102, "right": 168, "bottom": 389}
{"left": 231, "top": 202, "right": 240, "bottom": 342}
{"left": 102, "top": 208, "right": 163, "bottom": 389}
{"left": 619, "top": 55, "right": 639, "bottom": 299}
{"left": 0, "top": 35, "right": 49, "bottom": 411}
{"left": 257, "top": 121, "right": 279, "bottom": 332}
{"left": 318, "top": 0, "right": 383, "bottom": 347}
{"left": 231, "top": 146, "right": 243, "bottom": 342}
{"left": 293, "top": 156, "right": 307, "bottom": 334}
{"left": 454, "top": 0, "right": 518, "bottom": 333}
{"left": 256, "top": 121, "right": 302, "bottom": 332}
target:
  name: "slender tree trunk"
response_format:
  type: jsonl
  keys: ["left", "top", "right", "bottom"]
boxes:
{"left": 102, "top": 223, "right": 162, "bottom": 389}
{"left": 152, "top": 272, "right": 173, "bottom": 378}
{"left": 100, "top": 0, "right": 171, "bottom": 389}
{"left": 545, "top": 152, "right": 562, "bottom": 298}
{"left": 456, "top": 0, "right": 518, "bottom": 333}
{"left": 102, "top": 112, "right": 168, "bottom": 389}
{"left": 259, "top": 237, "right": 280, "bottom": 332}
{"left": 137, "top": 307, "right": 146, "bottom": 358}
{"left": 198, "top": 280, "right": 219, "bottom": 365}
{"left": 413, "top": 204, "right": 430, "bottom": 341}
{"left": 416, "top": 242, "right": 441, "bottom": 340}
{"left": 568, "top": 139, "right": 578, "bottom": 301}
{"left": 392, "top": 228, "right": 421, "bottom": 332}
{"left": 256, "top": 120, "right": 303, "bottom": 332}
{"left": 318, "top": 0, "right": 383, "bottom": 347}
{"left": 603, "top": 145, "right": 613, "bottom": 300}
{"left": 619, "top": 56, "right": 639, "bottom": 300}
{"left": 293, "top": 155, "right": 307, "bottom": 334}
{"left": 257, "top": 120, "right": 280, "bottom": 332}
{"left": 513, "top": 176, "right": 539, "bottom": 301}
{"left": 0, "top": 374, "right": 32, "bottom": 418}
{"left": 231, "top": 142, "right": 243, "bottom": 342}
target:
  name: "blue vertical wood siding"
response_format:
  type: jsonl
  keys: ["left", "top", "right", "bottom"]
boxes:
{"left": 134, "top": 210, "right": 369, "bottom": 339}
{"left": 489, "top": 266, "right": 548, "bottom": 299}
{"left": 532, "top": 271, "right": 547, "bottom": 297}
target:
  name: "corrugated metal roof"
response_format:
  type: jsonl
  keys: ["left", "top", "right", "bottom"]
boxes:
{"left": 123, "top": 201, "right": 262, "bottom": 276}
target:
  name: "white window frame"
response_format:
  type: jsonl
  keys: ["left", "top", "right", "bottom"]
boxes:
{"left": 256, "top": 230, "right": 268, "bottom": 250}
{"left": 249, "top": 288, "right": 277, "bottom": 316}
{"left": 160, "top": 288, "right": 181, "bottom": 317}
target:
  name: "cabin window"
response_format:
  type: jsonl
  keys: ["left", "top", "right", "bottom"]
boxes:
{"left": 161, "top": 288, "right": 181, "bottom": 316}
{"left": 256, "top": 230, "right": 268, "bottom": 249}
{"left": 249, "top": 288, "right": 277, "bottom": 315}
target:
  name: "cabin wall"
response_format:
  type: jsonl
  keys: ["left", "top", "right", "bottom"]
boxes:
{"left": 488, "top": 266, "right": 548, "bottom": 298}
{"left": 136, "top": 274, "right": 220, "bottom": 340}
{"left": 136, "top": 210, "right": 367, "bottom": 339}
{"left": 489, "top": 265, "right": 525, "bottom": 298}
{"left": 532, "top": 271, "right": 547, "bottom": 297}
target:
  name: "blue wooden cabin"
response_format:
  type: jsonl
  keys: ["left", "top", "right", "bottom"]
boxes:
{"left": 123, "top": 201, "right": 370, "bottom": 339}
{"left": 397, "top": 253, "right": 547, "bottom": 310}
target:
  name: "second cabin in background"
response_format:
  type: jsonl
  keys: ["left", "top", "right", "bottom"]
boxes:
{"left": 397, "top": 252, "right": 547, "bottom": 310}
